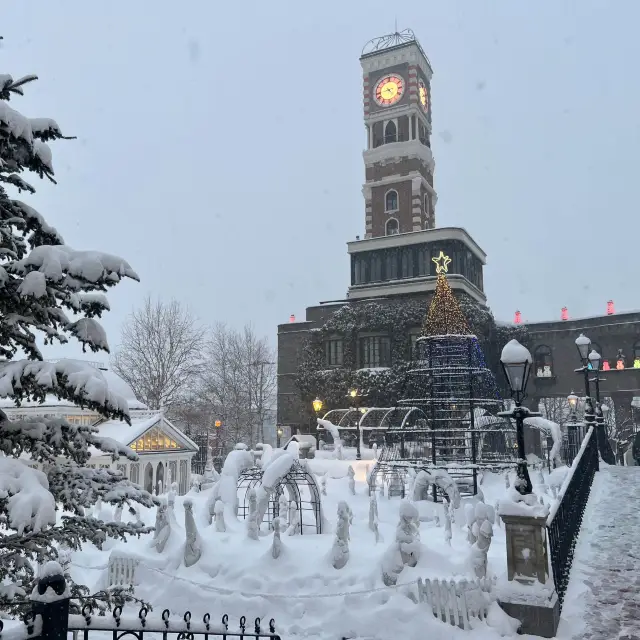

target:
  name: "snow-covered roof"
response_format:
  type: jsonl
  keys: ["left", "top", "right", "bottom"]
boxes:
{"left": 0, "top": 364, "right": 147, "bottom": 411}
{"left": 87, "top": 412, "right": 199, "bottom": 459}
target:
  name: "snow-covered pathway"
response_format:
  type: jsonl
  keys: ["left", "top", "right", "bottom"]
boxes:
{"left": 559, "top": 466, "right": 640, "bottom": 640}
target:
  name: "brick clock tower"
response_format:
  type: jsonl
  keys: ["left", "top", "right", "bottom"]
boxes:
{"left": 360, "top": 29, "right": 436, "bottom": 239}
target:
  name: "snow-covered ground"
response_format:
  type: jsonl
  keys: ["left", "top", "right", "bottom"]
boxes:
{"left": 69, "top": 447, "right": 559, "bottom": 640}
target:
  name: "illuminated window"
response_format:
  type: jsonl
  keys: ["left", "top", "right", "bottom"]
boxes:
{"left": 131, "top": 427, "right": 183, "bottom": 452}
{"left": 534, "top": 345, "right": 553, "bottom": 377}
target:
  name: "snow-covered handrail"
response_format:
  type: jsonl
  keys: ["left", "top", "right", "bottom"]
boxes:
{"left": 547, "top": 426, "right": 594, "bottom": 526}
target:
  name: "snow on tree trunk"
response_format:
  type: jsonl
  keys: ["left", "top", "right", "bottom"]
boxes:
{"left": 330, "top": 501, "right": 350, "bottom": 569}
{"left": 183, "top": 499, "right": 202, "bottom": 567}
{"left": 214, "top": 499, "right": 226, "bottom": 532}
{"left": 246, "top": 488, "right": 259, "bottom": 541}
{"left": 271, "top": 517, "right": 282, "bottom": 559}
{"left": 151, "top": 499, "right": 171, "bottom": 553}
{"left": 347, "top": 465, "right": 355, "bottom": 495}
{"left": 368, "top": 492, "right": 378, "bottom": 532}
{"left": 396, "top": 501, "right": 420, "bottom": 567}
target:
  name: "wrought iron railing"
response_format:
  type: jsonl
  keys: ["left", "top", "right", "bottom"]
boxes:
{"left": 546, "top": 426, "right": 598, "bottom": 608}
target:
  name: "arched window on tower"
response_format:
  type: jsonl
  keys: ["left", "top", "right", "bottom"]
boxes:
{"left": 386, "top": 218, "right": 399, "bottom": 236}
{"left": 533, "top": 345, "right": 553, "bottom": 378}
{"left": 384, "top": 120, "right": 397, "bottom": 144}
{"left": 385, "top": 189, "right": 398, "bottom": 212}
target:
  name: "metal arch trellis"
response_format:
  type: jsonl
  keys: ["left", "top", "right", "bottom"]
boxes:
{"left": 236, "top": 462, "right": 322, "bottom": 535}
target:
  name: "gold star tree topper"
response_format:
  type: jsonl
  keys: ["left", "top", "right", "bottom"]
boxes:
{"left": 432, "top": 251, "right": 452, "bottom": 274}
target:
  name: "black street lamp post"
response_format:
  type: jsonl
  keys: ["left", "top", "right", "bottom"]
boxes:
{"left": 498, "top": 339, "right": 539, "bottom": 495}
{"left": 348, "top": 389, "right": 363, "bottom": 460}
{"left": 276, "top": 426, "right": 283, "bottom": 448}
{"left": 575, "top": 334, "right": 596, "bottom": 431}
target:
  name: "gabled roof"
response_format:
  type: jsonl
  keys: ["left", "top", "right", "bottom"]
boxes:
{"left": 90, "top": 412, "right": 198, "bottom": 457}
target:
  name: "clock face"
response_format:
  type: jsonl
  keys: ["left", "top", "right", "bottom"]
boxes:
{"left": 374, "top": 74, "right": 404, "bottom": 107}
{"left": 418, "top": 80, "right": 429, "bottom": 112}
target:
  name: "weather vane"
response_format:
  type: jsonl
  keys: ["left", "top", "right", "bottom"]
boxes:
{"left": 432, "top": 251, "right": 451, "bottom": 274}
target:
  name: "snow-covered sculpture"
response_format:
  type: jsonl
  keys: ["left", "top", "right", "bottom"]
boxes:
{"left": 214, "top": 499, "right": 226, "bottom": 532}
{"left": 412, "top": 469, "right": 460, "bottom": 508}
{"left": 372, "top": 442, "right": 378, "bottom": 458}
{"left": 465, "top": 503, "right": 477, "bottom": 545}
{"left": 381, "top": 544, "right": 403, "bottom": 586}
{"left": 321, "top": 473, "right": 327, "bottom": 496}
{"left": 368, "top": 492, "right": 378, "bottom": 532}
{"left": 211, "top": 448, "right": 254, "bottom": 513}
{"left": 396, "top": 501, "right": 420, "bottom": 567}
{"left": 330, "top": 501, "right": 350, "bottom": 569}
{"left": 246, "top": 488, "right": 259, "bottom": 541}
{"left": 287, "top": 501, "right": 300, "bottom": 536}
{"left": 151, "top": 499, "right": 171, "bottom": 553}
{"left": 347, "top": 465, "right": 355, "bottom": 495}
{"left": 167, "top": 492, "right": 179, "bottom": 528}
{"left": 166, "top": 467, "right": 172, "bottom": 490}
{"left": 543, "top": 365, "right": 552, "bottom": 377}
{"left": 271, "top": 517, "right": 283, "bottom": 559}
{"left": 190, "top": 477, "right": 200, "bottom": 493}
{"left": 317, "top": 418, "right": 342, "bottom": 460}
{"left": 183, "top": 499, "right": 202, "bottom": 567}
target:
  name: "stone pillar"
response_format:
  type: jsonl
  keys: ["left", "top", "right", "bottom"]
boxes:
{"left": 498, "top": 514, "right": 559, "bottom": 638}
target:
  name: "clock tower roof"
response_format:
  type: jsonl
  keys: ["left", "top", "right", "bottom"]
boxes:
{"left": 360, "top": 28, "right": 432, "bottom": 74}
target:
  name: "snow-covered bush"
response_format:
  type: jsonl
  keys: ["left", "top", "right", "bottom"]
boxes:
{"left": 287, "top": 502, "right": 300, "bottom": 536}
{"left": 0, "top": 70, "right": 156, "bottom": 616}
{"left": 443, "top": 499, "right": 452, "bottom": 546}
{"left": 214, "top": 499, "right": 226, "bottom": 532}
{"left": 347, "top": 465, "right": 355, "bottom": 495}
{"left": 151, "top": 499, "right": 171, "bottom": 553}
{"left": 183, "top": 499, "right": 202, "bottom": 567}
{"left": 330, "top": 501, "right": 350, "bottom": 569}
{"left": 271, "top": 517, "right": 283, "bottom": 559}
{"left": 246, "top": 489, "right": 259, "bottom": 541}
{"left": 396, "top": 501, "right": 420, "bottom": 567}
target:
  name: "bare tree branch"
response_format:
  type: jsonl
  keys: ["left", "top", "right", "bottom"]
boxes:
{"left": 112, "top": 297, "right": 205, "bottom": 410}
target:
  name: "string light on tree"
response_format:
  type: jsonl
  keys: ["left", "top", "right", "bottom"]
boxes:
{"left": 422, "top": 252, "right": 471, "bottom": 337}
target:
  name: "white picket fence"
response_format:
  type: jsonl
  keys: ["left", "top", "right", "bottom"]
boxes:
{"left": 416, "top": 576, "right": 494, "bottom": 630}
{"left": 107, "top": 553, "right": 139, "bottom": 587}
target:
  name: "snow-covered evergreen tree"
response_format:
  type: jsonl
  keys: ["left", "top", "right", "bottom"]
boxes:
{"left": 0, "top": 67, "right": 155, "bottom": 616}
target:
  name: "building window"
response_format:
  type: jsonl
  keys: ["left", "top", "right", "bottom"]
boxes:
{"left": 384, "top": 120, "right": 397, "bottom": 143}
{"left": 417, "top": 246, "right": 429, "bottom": 276}
{"left": 130, "top": 426, "right": 179, "bottom": 452}
{"left": 370, "top": 254, "right": 382, "bottom": 281}
{"left": 359, "top": 335, "right": 391, "bottom": 368}
{"left": 401, "top": 248, "right": 414, "bottom": 278}
{"left": 385, "top": 250, "right": 398, "bottom": 280}
{"left": 325, "top": 339, "right": 344, "bottom": 367}
{"left": 386, "top": 218, "right": 399, "bottom": 236}
{"left": 534, "top": 345, "right": 553, "bottom": 377}
{"left": 409, "top": 331, "right": 422, "bottom": 360}
{"left": 385, "top": 189, "right": 398, "bottom": 212}
{"left": 130, "top": 463, "right": 140, "bottom": 485}
{"left": 116, "top": 464, "right": 127, "bottom": 477}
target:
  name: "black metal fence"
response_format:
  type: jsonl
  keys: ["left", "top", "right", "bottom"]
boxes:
{"left": 0, "top": 571, "right": 281, "bottom": 640}
{"left": 547, "top": 426, "right": 599, "bottom": 608}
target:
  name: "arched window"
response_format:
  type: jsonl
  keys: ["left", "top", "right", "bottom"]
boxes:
{"left": 156, "top": 461, "right": 165, "bottom": 494}
{"left": 386, "top": 218, "right": 399, "bottom": 236}
{"left": 384, "top": 120, "right": 397, "bottom": 143}
{"left": 144, "top": 462, "right": 154, "bottom": 494}
{"left": 130, "top": 463, "right": 139, "bottom": 485}
{"left": 179, "top": 460, "right": 188, "bottom": 495}
{"left": 533, "top": 345, "right": 553, "bottom": 377}
{"left": 385, "top": 189, "right": 398, "bottom": 212}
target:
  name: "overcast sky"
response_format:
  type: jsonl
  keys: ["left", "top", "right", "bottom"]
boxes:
{"left": 3, "top": 1, "right": 640, "bottom": 362}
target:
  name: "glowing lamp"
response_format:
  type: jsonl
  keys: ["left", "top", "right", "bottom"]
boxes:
{"left": 289, "top": 314, "right": 296, "bottom": 323}
{"left": 214, "top": 420, "right": 222, "bottom": 428}
{"left": 500, "top": 339, "right": 533, "bottom": 398}
{"left": 602, "top": 360, "right": 610, "bottom": 370}
{"left": 312, "top": 398, "right": 323, "bottom": 413}
{"left": 349, "top": 388, "right": 358, "bottom": 399}
{"left": 277, "top": 427, "right": 283, "bottom": 436}
{"left": 634, "top": 358, "right": 640, "bottom": 369}
{"left": 567, "top": 392, "right": 578, "bottom": 411}
{"left": 607, "top": 300, "right": 615, "bottom": 315}
{"left": 514, "top": 310, "right": 522, "bottom": 325}
{"left": 588, "top": 350, "right": 601, "bottom": 372}
{"left": 575, "top": 333, "right": 591, "bottom": 362}
{"left": 617, "top": 360, "right": 625, "bottom": 370}
{"left": 561, "top": 307, "right": 569, "bottom": 321}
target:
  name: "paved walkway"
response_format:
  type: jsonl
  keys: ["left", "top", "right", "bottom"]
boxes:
{"left": 564, "top": 466, "right": 640, "bottom": 640}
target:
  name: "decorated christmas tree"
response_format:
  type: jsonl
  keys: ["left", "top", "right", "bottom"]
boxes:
{"left": 374, "top": 252, "right": 514, "bottom": 498}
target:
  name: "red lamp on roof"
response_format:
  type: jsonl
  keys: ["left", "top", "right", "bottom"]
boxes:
{"left": 561, "top": 307, "right": 569, "bottom": 321}
{"left": 514, "top": 310, "right": 522, "bottom": 325}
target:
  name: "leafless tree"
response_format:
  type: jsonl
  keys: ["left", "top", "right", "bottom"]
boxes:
{"left": 538, "top": 397, "right": 572, "bottom": 428}
{"left": 196, "top": 323, "right": 276, "bottom": 450}
{"left": 112, "top": 297, "right": 205, "bottom": 410}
